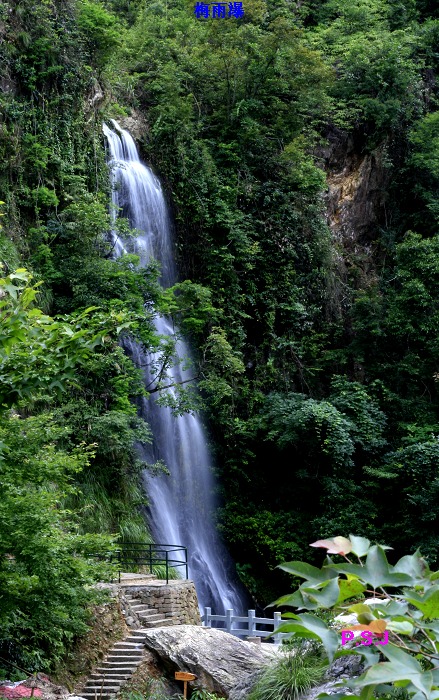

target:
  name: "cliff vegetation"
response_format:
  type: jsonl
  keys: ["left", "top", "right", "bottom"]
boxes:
{"left": 1, "top": 0, "right": 439, "bottom": 675}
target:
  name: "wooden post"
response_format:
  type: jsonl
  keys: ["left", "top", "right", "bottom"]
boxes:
{"left": 204, "top": 606, "right": 211, "bottom": 627}
{"left": 175, "top": 671, "right": 197, "bottom": 699}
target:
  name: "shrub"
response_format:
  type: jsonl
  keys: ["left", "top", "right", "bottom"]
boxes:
{"left": 248, "top": 642, "right": 326, "bottom": 700}
{"left": 273, "top": 535, "right": 439, "bottom": 700}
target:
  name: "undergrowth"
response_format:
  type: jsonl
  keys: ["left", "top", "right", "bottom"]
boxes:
{"left": 247, "top": 641, "right": 327, "bottom": 700}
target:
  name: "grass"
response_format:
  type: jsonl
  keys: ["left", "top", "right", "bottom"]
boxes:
{"left": 247, "top": 641, "right": 327, "bottom": 700}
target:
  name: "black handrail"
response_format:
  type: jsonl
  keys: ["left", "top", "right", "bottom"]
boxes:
{"left": 91, "top": 543, "right": 188, "bottom": 584}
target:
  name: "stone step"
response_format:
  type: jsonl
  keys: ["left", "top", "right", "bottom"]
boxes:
{"left": 104, "top": 656, "right": 143, "bottom": 664}
{"left": 124, "top": 637, "right": 146, "bottom": 644}
{"left": 106, "top": 648, "right": 144, "bottom": 656}
{"left": 141, "top": 618, "right": 174, "bottom": 628}
{"left": 125, "top": 636, "right": 147, "bottom": 643}
{"left": 90, "top": 668, "right": 135, "bottom": 679}
{"left": 127, "top": 629, "right": 148, "bottom": 635}
{"left": 125, "top": 632, "right": 146, "bottom": 646}
{"left": 81, "top": 688, "right": 120, "bottom": 693}
{"left": 84, "top": 679, "right": 125, "bottom": 687}
{"left": 87, "top": 673, "right": 130, "bottom": 685}
{"left": 95, "top": 668, "right": 135, "bottom": 675}
{"left": 137, "top": 613, "right": 163, "bottom": 622}
{"left": 100, "top": 659, "right": 141, "bottom": 667}
{"left": 113, "top": 641, "right": 144, "bottom": 649}
{"left": 80, "top": 688, "right": 120, "bottom": 697}
{"left": 128, "top": 604, "right": 153, "bottom": 612}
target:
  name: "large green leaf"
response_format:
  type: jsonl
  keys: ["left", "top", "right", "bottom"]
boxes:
{"left": 273, "top": 590, "right": 320, "bottom": 610}
{"left": 354, "top": 645, "right": 381, "bottom": 668}
{"left": 302, "top": 577, "right": 340, "bottom": 607}
{"left": 352, "top": 645, "right": 433, "bottom": 697}
{"left": 338, "top": 576, "right": 366, "bottom": 603}
{"left": 393, "top": 551, "right": 426, "bottom": 579}
{"left": 330, "top": 546, "right": 413, "bottom": 588}
{"left": 405, "top": 586, "right": 439, "bottom": 619}
{"left": 387, "top": 620, "right": 414, "bottom": 635}
{"left": 348, "top": 603, "right": 374, "bottom": 617}
{"left": 372, "top": 600, "right": 409, "bottom": 616}
{"left": 278, "top": 560, "right": 336, "bottom": 583}
{"left": 275, "top": 613, "right": 339, "bottom": 662}
{"left": 349, "top": 535, "right": 371, "bottom": 558}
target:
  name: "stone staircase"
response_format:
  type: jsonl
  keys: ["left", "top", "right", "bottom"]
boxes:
{"left": 123, "top": 594, "right": 176, "bottom": 628}
{"left": 78, "top": 597, "right": 177, "bottom": 699}
{"left": 79, "top": 629, "right": 147, "bottom": 700}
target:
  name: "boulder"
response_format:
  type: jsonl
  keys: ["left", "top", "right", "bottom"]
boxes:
{"left": 306, "top": 654, "right": 364, "bottom": 700}
{"left": 142, "top": 625, "right": 280, "bottom": 697}
{"left": 228, "top": 669, "right": 264, "bottom": 700}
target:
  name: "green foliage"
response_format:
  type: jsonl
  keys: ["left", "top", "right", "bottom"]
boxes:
{"left": 274, "top": 536, "right": 439, "bottom": 700}
{"left": 0, "top": 268, "right": 126, "bottom": 407}
{"left": 0, "top": 411, "right": 116, "bottom": 670}
{"left": 364, "top": 440, "right": 439, "bottom": 560}
{"left": 119, "top": 681, "right": 223, "bottom": 700}
{"left": 77, "top": 0, "right": 122, "bottom": 68}
{"left": 160, "top": 280, "right": 218, "bottom": 337}
{"left": 306, "top": 0, "right": 424, "bottom": 143}
{"left": 248, "top": 642, "right": 326, "bottom": 700}
{"left": 0, "top": 268, "right": 156, "bottom": 669}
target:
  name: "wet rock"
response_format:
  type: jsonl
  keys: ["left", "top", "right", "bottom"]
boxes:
{"left": 117, "top": 112, "right": 148, "bottom": 141}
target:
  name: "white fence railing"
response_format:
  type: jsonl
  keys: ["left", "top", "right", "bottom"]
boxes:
{"left": 202, "top": 607, "right": 289, "bottom": 645}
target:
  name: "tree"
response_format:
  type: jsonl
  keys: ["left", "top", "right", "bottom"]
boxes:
{"left": 0, "top": 267, "right": 135, "bottom": 408}
{"left": 0, "top": 268, "right": 141, "bottom": 671}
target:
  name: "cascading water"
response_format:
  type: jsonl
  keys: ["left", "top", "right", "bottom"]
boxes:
{"left": 103, "top": 120, "right": 246, "bottom": 614}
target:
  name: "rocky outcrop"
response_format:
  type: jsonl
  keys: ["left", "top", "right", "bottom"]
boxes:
{"left": 142, "top": 625, "right": 280, "bottom": 697}
{"left": 117, "top": 112, "right": 148, "bottom": 141}
{"left": 306, "top": 654, "right": 364, "bottom": 700}
{"left": 318, "top": 127, "right": 392, "bottom": 250}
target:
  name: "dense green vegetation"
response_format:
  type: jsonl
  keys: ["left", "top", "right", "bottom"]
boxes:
{"left": 108, "top": 0, "right": 439, "bottom": 603}
{"left": 2, "top": 0, "right": 439, "bottom": 675}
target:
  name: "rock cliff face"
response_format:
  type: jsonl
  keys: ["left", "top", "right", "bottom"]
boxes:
{"left": 318, "top": 127, "right": 392, "bottom": 254}
{"left": 117, "top": 112, "right": 149, "bottom": 141}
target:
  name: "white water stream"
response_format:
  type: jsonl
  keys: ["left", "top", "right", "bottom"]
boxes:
{"left": 103, "top": 120, "right": 245, "bottom": 613}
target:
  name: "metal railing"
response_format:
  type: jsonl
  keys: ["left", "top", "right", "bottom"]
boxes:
{"left": 91, "top": 543, "right": 188, "bottom": 584}
{"left": 202, "top": 607, "right": 289, "bottom": 645}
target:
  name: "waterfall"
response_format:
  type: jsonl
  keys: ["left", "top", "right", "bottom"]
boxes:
{"left": 103, "top": 120, "right": 245, "bottom": 614}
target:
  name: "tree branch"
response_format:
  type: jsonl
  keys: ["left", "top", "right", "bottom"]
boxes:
{"left": 148, "top": 376, "right": 199, "bottom": 393}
